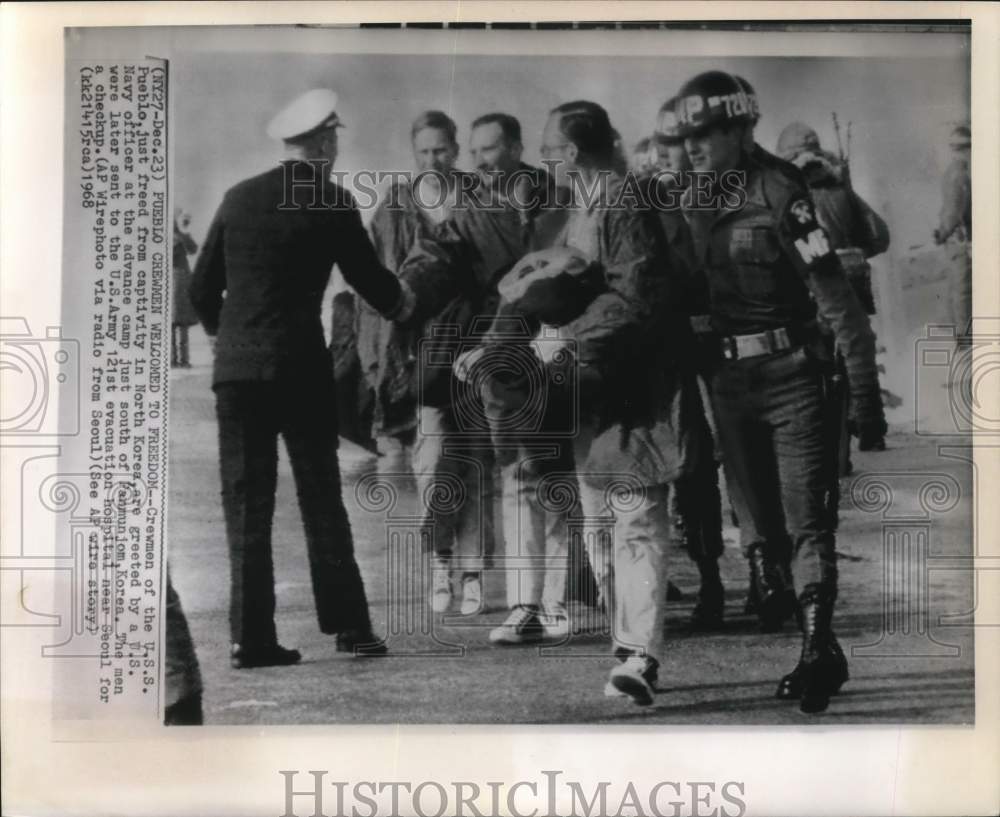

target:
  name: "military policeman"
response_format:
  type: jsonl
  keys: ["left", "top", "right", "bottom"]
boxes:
{"left": 190, "top": 89, "right": 412, "bottom": 667}
{"left": 720, "top": 76, "right": 885, "bottom": 616}
{"left": 675, "top": 71, "right": 881, "bottom": 712}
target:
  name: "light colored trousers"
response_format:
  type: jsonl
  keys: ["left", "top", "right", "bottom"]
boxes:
{"left": 578, "top": 478, "right": 671, "bottom": 663}
{"left": 499, "top": 449, "right": 575, "bottom": 611}
{"left": 412, "top": 406, "right": 494, "bottom": 573}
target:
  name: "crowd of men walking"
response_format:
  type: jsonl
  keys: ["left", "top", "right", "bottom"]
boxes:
{"left": 165, "top": 71, "right": 972, "bottom": 723}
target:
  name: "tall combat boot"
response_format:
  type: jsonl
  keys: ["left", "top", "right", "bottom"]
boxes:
{"left": 776, "top": 585, "right": 848, "bottom": 713}
{"left": 750, "top": 546, "right": 797, "bottom": 632}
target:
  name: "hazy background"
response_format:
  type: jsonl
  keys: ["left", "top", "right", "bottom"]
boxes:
{"left": 66, "top": 25, "right": 973, "bottom": 429}
{"left": 170, "top": 48, "right": 969, "bottom": 254}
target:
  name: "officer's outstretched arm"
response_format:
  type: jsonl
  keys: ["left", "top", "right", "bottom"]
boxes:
{"left": 189, "top": 208, "right": 226, "bottom": 336}
{"left": 335, "top": 201, "right": 409, "bottom": 321}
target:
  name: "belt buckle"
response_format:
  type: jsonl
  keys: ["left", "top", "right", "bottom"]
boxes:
{"left": 735, "top": 332, "right": 769, "bottom": 358}
{"left": 734, "top": 334, "right": 754, "bottom": 358}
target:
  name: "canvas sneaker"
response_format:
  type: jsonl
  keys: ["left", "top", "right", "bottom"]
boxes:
{"left": 488, "top": 605, "right": 544, "bottom": 644}
{"left": 605, "top": 655, "right": 659, "bottom": 705}
{"left": 459, "top": 574, "right": 483, "bottom": 616}
{"left": 539, "top": 605, "right": 570, "bottom": 639}
{"left": 431, "top": 561, "right": 452, "bottom": 613}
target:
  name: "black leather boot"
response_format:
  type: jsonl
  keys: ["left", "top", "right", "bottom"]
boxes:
{"left": 750, "top": 547, "right": 797, "bottom": 632}
{"left": 776, "top": 636, "right": 848, "bottom": 701}
{"left": 690, "top": 558, "right": 724, "bottom": 630}
{"left": 776, "top": 586, "right": 849, "bottom": 713}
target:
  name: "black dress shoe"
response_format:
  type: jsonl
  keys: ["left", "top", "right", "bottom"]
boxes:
{"left": 335, "top": 631, "right": 388, "bottom": 656}
{"left": 230, "top": 643, "right": 302, "bottom": 669}
{"left": 164, "top": 693, "right": 203, "bottom": 725}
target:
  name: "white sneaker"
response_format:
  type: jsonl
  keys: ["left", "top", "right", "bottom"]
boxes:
{"left": 539, "top": 607, "right": 569, "bottom": 639}
{"left": 459, "top": 575, "right": 483, "bottom": 616}
{"left": 604, "top": 681, "right": 628, "bottom": 698}
{"left": 489, "top": 605, "right": 544, "bottom": 644}
{"left": 608, "top": 656, "right": 657, "bottom": 706}
{"left": 431, "top": 563, "right": 452, "bottom": 613}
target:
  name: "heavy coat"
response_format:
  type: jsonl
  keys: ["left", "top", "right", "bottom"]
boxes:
{"left": 398, "top": 167, "right": 568, "bottom": 408}
{"left": 190, "top": 161, "right": 403, "bottom": 387}
{"left": 551, "top": 175, "right": 704, "bottom": 488}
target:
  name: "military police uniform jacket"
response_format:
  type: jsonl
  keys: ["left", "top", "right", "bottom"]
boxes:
{"left": 683, "top": 150, "right": 882, "bottom": 426}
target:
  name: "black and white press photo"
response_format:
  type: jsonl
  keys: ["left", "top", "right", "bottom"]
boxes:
{"left": 91, "top": 20, "right": 979, "bottom": 727}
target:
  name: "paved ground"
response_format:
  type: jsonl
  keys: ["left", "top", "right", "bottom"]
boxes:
{"left": 167, "top": 360, "right": 975, "bottom": 725}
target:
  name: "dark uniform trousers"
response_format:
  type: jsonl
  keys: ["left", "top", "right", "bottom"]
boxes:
{"left": 711, "top": 347, "right": 839, "bottom": 591}
{"left": 215, "top": 374, "right": 371, "bottom": 649}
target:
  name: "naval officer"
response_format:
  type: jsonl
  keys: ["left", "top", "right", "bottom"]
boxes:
{"left": 191, "top": 89, "right": 412, "bottom": 667}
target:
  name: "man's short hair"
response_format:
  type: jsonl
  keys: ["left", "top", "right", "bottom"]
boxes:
{"left": 411, "top": 110, "right": 458, "bottom": 144}
{"left": 470, "top": 112, "right": 522, "bottom": 145}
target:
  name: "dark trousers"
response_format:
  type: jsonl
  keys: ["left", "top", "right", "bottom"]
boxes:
{"left": 670, "top": 453, "right": 724, "bottom": 563}
{"left": 215, "top": 377, "right": 372, "bottom": 650}
{"left": 711, "top": 347, "right": 839, "bottom": 594}
{"left": 164, "top": 568, "right": 202, "bottom": 707}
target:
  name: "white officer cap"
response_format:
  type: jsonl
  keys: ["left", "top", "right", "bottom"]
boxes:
{"left": 266, "top": 88, "right": 343, "bottom": 142}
